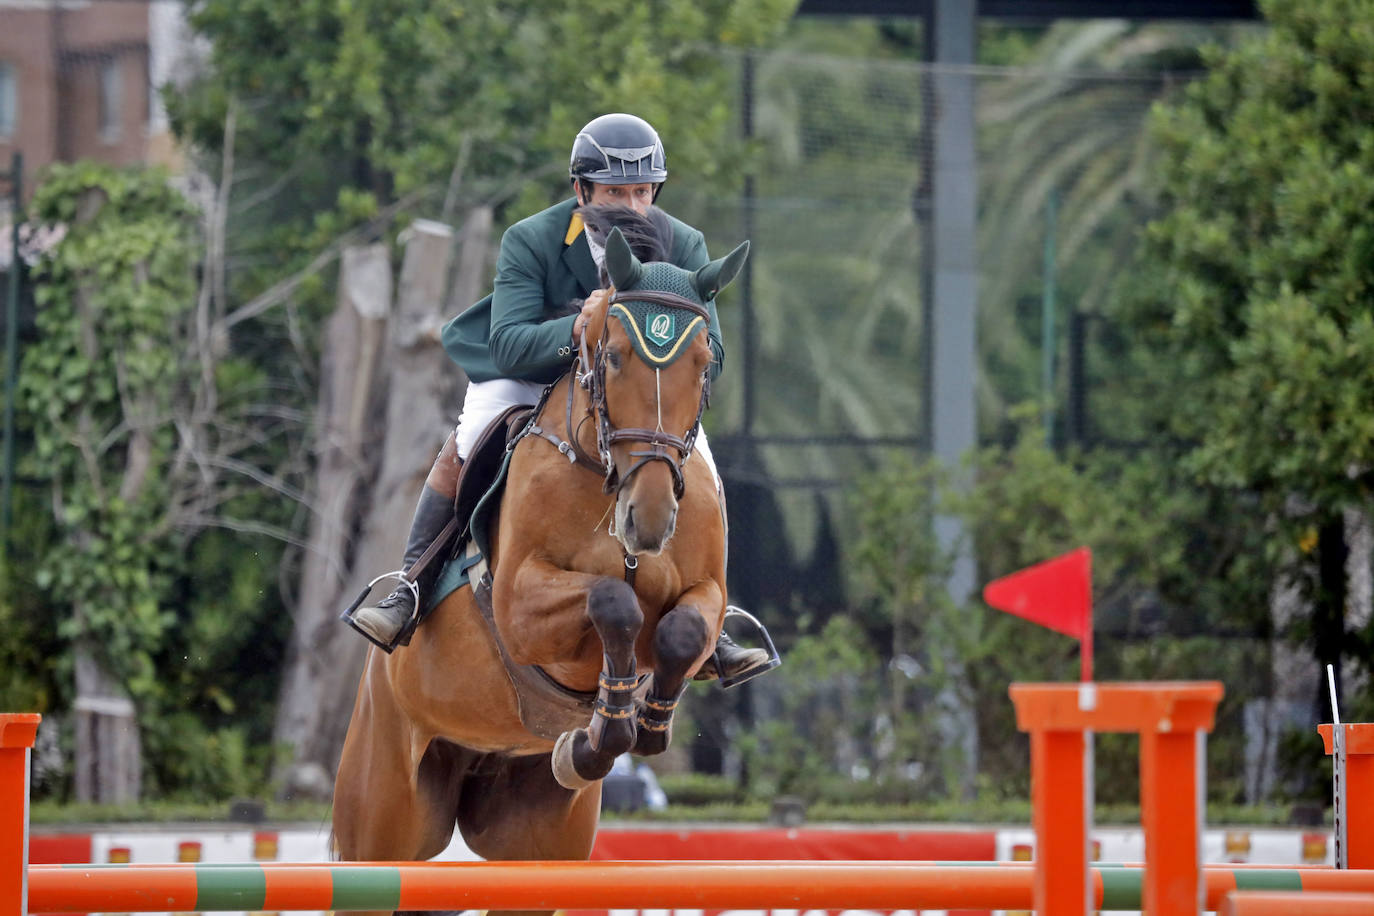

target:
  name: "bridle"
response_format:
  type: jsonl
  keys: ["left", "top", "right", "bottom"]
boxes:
{"left": 566, "top": 288, "right": 712, "bottom": 500}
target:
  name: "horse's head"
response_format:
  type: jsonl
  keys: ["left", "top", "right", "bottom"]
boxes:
{"left": 583, "top": 226, "right": 748, "bottom": 556}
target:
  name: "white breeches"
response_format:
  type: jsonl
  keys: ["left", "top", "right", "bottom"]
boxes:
{"left": 454, "top": 377, "right": 720, "bottom": 488}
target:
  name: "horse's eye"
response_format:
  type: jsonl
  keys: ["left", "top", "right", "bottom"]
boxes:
{"left": 606, "top": 350, "right": 622, "bottom": 370}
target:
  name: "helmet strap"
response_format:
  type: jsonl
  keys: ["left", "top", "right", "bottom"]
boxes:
{"left": 573, "top": 177, "right": 593, "bottom": 205}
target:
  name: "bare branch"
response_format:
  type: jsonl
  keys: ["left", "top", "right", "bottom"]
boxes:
{"left": 197, "top": 453, "right": 312, "bottom": 505}
{"left": 230, "top": 163, "right": 301, "bottom": 218}
{"left": 220, "top": 188, "right": 431, "bottom": 331}
{"left": 177, "top": 513, "right": 313, "bottom": 549}
{"left": 439, "top": 134, "right": 472, "bottom": 228}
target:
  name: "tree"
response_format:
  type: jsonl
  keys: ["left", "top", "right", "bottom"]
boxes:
{"left": 1126, "top": 0, "right": 1374, "bottom": 715}
{"left": 162, "top": 0, "right": 803, "bottom": 792}
{"left": 17, "top": 163, "right": 286, "bottom": 800}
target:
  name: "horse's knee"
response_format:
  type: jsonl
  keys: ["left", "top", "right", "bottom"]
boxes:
{"left": 655, "top": 607, "right": 709, "bottom": 673}
{"left": 586, "top": 577, "right": 643, "bottom": 645}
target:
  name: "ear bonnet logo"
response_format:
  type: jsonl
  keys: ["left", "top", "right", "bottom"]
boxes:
{"left": 647, "top": 313, "right": 675, "bottom": 346}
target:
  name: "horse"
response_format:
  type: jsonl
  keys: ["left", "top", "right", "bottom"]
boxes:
{"left": 332, "top": 224, "right": 750, "bottom": 916}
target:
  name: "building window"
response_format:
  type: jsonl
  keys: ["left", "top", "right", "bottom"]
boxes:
{"left": 0, "top": 62, "right": 15, "bottom": 139}
{"left": 99, "top": 59, "right": 121, "bottom": 143}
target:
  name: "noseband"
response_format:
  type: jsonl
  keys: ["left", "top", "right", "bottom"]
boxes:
{"left": 568, "top": 288, "right": 712, "bottom": 499}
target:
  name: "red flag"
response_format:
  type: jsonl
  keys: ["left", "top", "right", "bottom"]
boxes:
{"left": 983, "top": 547, "right": 1093, "bottom": 679}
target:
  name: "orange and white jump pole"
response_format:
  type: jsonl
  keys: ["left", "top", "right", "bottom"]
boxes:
{"left": 1, "top": 713, "right": 40, "bottom": 916}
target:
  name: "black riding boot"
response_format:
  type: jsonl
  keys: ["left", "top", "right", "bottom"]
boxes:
{"left": 347, "top": 485, "right": 456, "bottom": 651}
{"left": 696, "top": 630, "right": 774, "bottom": 686}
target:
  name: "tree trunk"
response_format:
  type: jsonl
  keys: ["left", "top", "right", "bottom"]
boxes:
{"left": 72, "top": 646, "right": 140, "bottom": 802}
{"left": 273, "top": 213, "right": 487, "bottom": 797}
{"left": 1314, "top": 516, "right": 1349, "bottom": 719}
{"left": 272, "top": 243, "right": 392, "bottom": 799}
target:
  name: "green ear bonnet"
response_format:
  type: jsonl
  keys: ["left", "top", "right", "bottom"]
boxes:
{"left": 603, "top": 227, "right": 749, "bottom": 369}
{"left": 610, "top": 262, "right": 709, "bottom": 368}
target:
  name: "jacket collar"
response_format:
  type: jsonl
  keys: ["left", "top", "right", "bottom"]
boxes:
{"left": 561, "top": 207, "right": 599, "bottom": 295}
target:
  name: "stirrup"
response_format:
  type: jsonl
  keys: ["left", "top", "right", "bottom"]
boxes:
{"left": 339, "top": 570, "right": 421, "bottom": 654}
{"left": 714, "top": 606, "right": 781, "bottom": 689}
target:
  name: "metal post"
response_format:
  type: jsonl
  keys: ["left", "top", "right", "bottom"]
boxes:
{"left": 929, "top": 0, "right": 978, "bottom": 603}
{"left": 1, "top": 151, "right": 22, "bottom": 567}
{"left": 1042, "top": 186, "right": 1058, "bottom": 446}
{"left": 1067, "top": 309, "right": 1086, "bottom": 444}
{"left": 740, "top": 52, "right": 757, "bottom": 436}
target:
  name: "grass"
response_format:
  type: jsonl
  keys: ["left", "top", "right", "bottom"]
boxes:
{"left": 29, "top": 797, "right": 1308, "bottom": 828}
{"left": 29, "top": 798, "right": 333, "bottom": 827}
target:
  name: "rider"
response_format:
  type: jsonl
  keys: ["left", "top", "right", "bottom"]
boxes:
{"left": 346, "top": 113, "right": 774, "bottom": 686}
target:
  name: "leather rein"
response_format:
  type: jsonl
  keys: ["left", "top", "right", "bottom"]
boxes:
{"left": 514, "top": 288, "right": 712, "bottom": 588}
{"left": 525, "top": 288, "right": 711, "bottom": 501}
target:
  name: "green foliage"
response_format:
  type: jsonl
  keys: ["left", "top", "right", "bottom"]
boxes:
{"left": 1135, "top": 0, "right": 1374, "bottom": 512}
{"left": 170, "top": 0, "right": 800, "bottom": 213}
{"left": 656, "top": 771, "right": 745, "bottom": 806}
{"left": 1118, "top": 0, "right": 1374, "bottom": 794}
{"left": 734, "top": 616, "right": 885, "bottom": 801}
{"left": 0, "top": 483, "right": 65, "bottom": 715}
{"left": 19, "top": 162, "right": 199, "bottom": 698}
{"left": 142, "top": 714, "right": 260, "bottom": 801}
{"left": 832, "top": 411, "right": 1279, "bottom": 803}
{"left": 14, "top": 162, "right": 296, "bottom": 802}
{"left": 29, "top": 798, "right": 333, "bottom": 826}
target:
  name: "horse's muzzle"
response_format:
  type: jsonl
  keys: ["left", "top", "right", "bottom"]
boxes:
{"left": 615, "top": 490, "right": 678, "bottom": 556}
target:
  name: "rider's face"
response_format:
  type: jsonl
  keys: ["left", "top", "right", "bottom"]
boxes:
{"left": 580, "top": 181, "right": 656, "bottom": 215}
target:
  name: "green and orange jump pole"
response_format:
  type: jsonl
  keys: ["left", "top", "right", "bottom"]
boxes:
{"left": 21, "top": 861, "right": 1374, "bottom": 913}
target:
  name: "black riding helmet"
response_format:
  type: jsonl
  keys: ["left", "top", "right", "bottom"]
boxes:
{"left": 570, "top": 113, "right": 668, "bottom": 200}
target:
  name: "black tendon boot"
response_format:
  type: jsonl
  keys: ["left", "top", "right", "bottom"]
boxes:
{"left": 347, "top": 486, "right": 456, "bottom": 651}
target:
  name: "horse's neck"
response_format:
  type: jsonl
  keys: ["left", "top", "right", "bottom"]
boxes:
{"left": 544, "top": 373, "right": 600, "bottom": 462}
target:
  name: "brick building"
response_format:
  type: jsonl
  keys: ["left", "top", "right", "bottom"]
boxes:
{"left": 0, "top": 0, "right": 191, "bottom": 184}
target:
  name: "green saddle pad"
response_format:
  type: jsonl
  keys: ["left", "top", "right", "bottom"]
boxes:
{"left": 423, "top": 448, "right": 513, "bottom": 613}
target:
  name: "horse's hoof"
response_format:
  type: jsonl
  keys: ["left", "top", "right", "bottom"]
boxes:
{"left": 552, "top": 729, "right": 596, "bottom": 790}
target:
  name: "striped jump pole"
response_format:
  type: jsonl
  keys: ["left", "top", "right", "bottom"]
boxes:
{"left": 1221, "top": 890, "right": 1374, "bottom": 914}
{"left": 24, "top": 862, "right": 1374, "bottom": 913}
{"left": 1, "top": 713, "right": 40, "bottom": 916}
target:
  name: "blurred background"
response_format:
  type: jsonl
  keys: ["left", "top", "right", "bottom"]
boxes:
{"left": 1, "top": 0, "right": 1370, "bottom": 827}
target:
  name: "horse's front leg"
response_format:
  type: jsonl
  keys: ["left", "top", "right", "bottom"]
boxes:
{"left": 551, "top": 577, "right": 643, "bottom": 789}
{"left": 634, "top": 580, "right": 722, "bottom": 757}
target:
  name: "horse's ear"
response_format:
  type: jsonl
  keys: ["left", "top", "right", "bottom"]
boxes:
{"left": 692, "top": 240, "right": 750, "bottom": 301}
{"left": 605, "top": 227, "right": 645, "bottom": 290}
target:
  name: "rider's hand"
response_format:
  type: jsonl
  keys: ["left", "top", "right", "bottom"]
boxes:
{"left": 573, "top": 289, "right": 609, "bottom": 345}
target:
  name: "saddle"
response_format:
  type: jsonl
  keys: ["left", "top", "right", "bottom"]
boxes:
{"left": 416, "top": 403, "right": 533, "bottom": 621}
{"left": 454, "top": 404, "right": 533, "bottom": 552}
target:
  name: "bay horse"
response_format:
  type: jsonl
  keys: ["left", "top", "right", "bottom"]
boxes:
{"left": 332, "top": 224, "right": 750, "bottom": 914}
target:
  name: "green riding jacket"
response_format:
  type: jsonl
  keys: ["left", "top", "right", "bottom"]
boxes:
{"left": 441, "top": 198, "right": 725, "bottom": 385}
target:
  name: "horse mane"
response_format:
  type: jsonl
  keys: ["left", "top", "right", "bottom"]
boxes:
{"left": 579, "top": 203, "right": 673, "bottom": 268}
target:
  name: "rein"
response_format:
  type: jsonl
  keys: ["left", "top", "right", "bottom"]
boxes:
{"left": 520, "top": 287, "right": 711, "bottom": 585}
{"left": 570, "top": 288, "right": 711, "bottom": 500}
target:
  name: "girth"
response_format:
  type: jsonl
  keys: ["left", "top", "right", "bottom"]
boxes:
{"left": 470, "top": 570, "right": 647, "bottom": 741}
